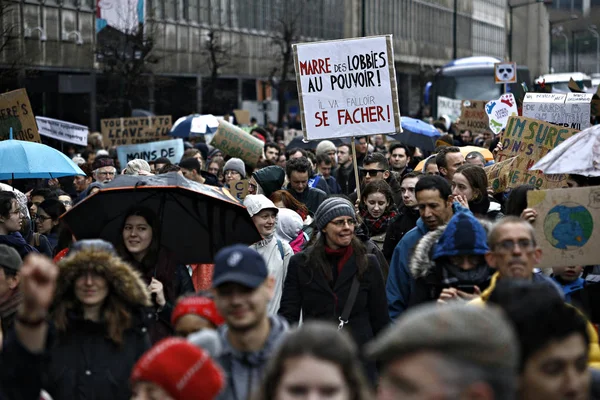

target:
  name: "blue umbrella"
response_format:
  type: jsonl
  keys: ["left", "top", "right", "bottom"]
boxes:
{"left": 0, "top": 130, "right": 85, "bottom": 179}
{"left": 170, "top": 114, "right": 220, "bottom": 138}
{"left": 388, "top": 117, "right": 441, "bottom": 151}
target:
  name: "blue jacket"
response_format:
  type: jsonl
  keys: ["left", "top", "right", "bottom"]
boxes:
{"left": 386, "top": 218, "right": 429, "bottom": 321}
{"left": 552, "top": 276, "right": 585, "bottom": 303}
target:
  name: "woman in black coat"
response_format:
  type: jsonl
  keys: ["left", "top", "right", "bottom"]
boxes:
{"left": 278, "top": 197, "right": 388, "bottom": 382}
{"left": 44, "top": 240, "right": 152, "bottom": 400}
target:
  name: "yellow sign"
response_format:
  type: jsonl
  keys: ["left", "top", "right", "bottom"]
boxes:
{"left": 0, "top": 89, "right": 40, "bottom": 142}
{"left": 101, "top": 116, "right": 172, "bottom": 147}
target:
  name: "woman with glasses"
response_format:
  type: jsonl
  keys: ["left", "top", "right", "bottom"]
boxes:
{"left": 278, "top": 197, "right": 388, "bottom": 383}
{"left": 0, "top": 191, "right": 37, "bottom": 258}
{"left": 43, "top": 240, "right": 151, "bottom": 400}
{"left": 222, "top": 157, "right": 246, "bottom": 188}
{"left": 36, "top": 199, "right": 66, "bottom": 253}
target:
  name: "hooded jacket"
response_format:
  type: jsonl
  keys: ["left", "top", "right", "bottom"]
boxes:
{"left": 253, "top": 166, "right": 285, "bottom": 198}
{"left": 44, "top": 248, "right": 152, "bottom": 400}
{"left": 216, "top": 316, "right": 288, "bottom": 400}
{"left": 276, "top": 208, "right": 305, "bottom": 254}
{"left": 409, "top": 211, "right": 494, "bottom": 306}
{"left": 286, "top": 185, "right": 327, "bottom": 215}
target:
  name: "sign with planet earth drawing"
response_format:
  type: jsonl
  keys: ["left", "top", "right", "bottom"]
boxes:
{"left": 528, "top": 186, "right": 600, "bottom": 268}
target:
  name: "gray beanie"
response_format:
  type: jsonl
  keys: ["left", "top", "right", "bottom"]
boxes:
{"left": 223, "top": 158, "right": 246, "bottom": 177}
{"left": 315, "top": 140, "right": 337, "bottom": 157}
{"left": 315, "top": 197, "right": 356, "bottom": 231}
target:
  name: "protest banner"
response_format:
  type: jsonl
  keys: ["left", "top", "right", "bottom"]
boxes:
{"left": 528, "top": 186, "right": 600, "bottom": 268}
{"left": 228, "top": 179, "right": 249, "bottom": 200}
{"left": 495, "top": 116, "right": 579, "bottom": 190}
{"left": 233, "top": 110, "right": 251, "bottom": 126}
{"left": 522, "top": 92, "right": 592, "bottom": 130}
{"left": 484, "top": 156, "right": 517, "bottom": 193}
{"left": 211, "top": 120, "right": 263, "bottom": 167}
{"left": 116, "top": 138, "right": 184, "bottom": 168}
{"left": 293, "top": 35, "right": 401, "bottom": 140}
{"left": 0, "top": 89, "right": 40, "bottom": 142}
{"left": 35, "top": 117, "right": 89, "bottom": 146}
{"left": 485, "top": 93, "right": 518, "bottom": 135}
{"left": 494, "top": 62, "right": 517, "bottom": 84}
{"left": 436, "top": 96, "right": 462, "bottom": 120}
{"left": 101, "top": 116, "right": 172, "bottom": 147}
{"left": 458, "top": 100, "right": 491, "bottom": 133}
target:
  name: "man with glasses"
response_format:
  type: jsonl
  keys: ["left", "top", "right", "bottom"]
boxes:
{"left": 470, "top": 216, "right": 560, "bottom": 305}
{"left": 349, "top": 152, "right": 402, "bottom": 207}
{"left": 92, "top": 156, "right": 117, "bottom": 184}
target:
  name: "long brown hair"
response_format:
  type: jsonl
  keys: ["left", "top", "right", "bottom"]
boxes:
{"left": 270, "top": 190, "right": 309, "bottom": 220}
{"left": 307, "top": 235, "right": 369, "bottom": 282}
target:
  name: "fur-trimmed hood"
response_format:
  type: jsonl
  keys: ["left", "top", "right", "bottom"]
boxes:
{"left": 410, "top": 217, "right": 493, "bottom": 280}
{"left": 54, "top": 247, "right": 151, "bottom": 308}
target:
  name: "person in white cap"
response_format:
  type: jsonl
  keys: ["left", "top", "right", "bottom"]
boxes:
{"left": 243, "top": 195, "right": 293, "bottom": 315}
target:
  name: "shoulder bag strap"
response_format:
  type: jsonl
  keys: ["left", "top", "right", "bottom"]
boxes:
{"left": 338, "top": 275, "right": 360, "bottom": 330}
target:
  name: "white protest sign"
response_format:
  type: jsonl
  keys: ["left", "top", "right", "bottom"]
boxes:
{"left": 494, "top": 62, "right": 517, "bottom": 84}
{"left": 522, "top": 92, "right": 593, "bottom": 130}
{"left": 35, "top": 116, "right": 89, "bottom": 146}
{"left": 436, "top": 96, "right": 462, "bottom": 120}
{"left": 485, "top": 93, "right": 519, "bottom": 135}
{"left": 293, "top": 35, "right": 401, "bottom": 140}
{"left": 116, "top": 138, "right": 184, "bottom": 168}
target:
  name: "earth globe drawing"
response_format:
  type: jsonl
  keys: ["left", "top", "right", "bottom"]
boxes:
{"left": 543, "top": 202, "right": 593, "bottom": 250}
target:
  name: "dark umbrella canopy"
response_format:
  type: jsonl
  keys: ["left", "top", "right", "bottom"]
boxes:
{"left": 61, "top": 173, "right": 261, "bottom": 264}
{"left": 286, "top": 136, "right": 348, "bottom": 150}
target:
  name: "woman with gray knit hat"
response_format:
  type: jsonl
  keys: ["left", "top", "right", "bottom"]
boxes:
{"left": 222, "top": 157, "right": 246, "bottom": 188}
{"left": 278, "top": 196, "right": 388, "bottom": 383}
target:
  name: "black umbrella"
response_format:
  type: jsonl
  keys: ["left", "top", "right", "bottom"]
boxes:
{"left": 61, "top": 173, "right": 261, "bottom": 264}
{"left": 286, "top": 136, "right": 348, "bottom": 150}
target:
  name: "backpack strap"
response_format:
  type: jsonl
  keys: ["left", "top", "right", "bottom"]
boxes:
{"left": 276, "top": 239, "right": 285, "bottom": 260}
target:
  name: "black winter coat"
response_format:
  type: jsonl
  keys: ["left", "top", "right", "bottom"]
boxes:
{"left": 278, "top": 249, "right": 388, "bottom": 348}
{"left": 382, "top": 206, "right": 420, "bottom": 263}
{"left": 43, "top": 312, "right": 151, "bottom": 400}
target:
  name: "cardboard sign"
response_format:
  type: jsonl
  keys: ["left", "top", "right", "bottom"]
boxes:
{"left": 485, "top": 156, "right": 517, "bottom": 193}
{"left": 495, "top": 116, "right": 579, "bottom": 190}
{"left": 233, "top": 110, "right": 251, "bottom": 126}
{"left": 101, "top": 116, "right": 172, "bottom": 147}
{"left": 436, "top": 96, "right": 462, "bottom": 120}
{"left": 228, "top": 179, "right": 249, "bottom": 200}
{"left": 116, "top": 138, "right": 184, "bottom": 168}
{"left": 485, "top": 93, "right": 519, "bottom": 135}
{"left": 528, "top": 186, "right": 600, "bottom": 268}
{"left": 458, "top": 100, "right": 491, "bottom": 133}
{"left": 522, "top": 92, "right": 592, "bottom": 130}
{"left": 293, "top": 35, "right": 401, "bottom": 140}
{"left": 0, "top": 89, "right": 40, "bottom": 142}
{"left": 494, "top": 62, "right": 517, "bottom": 84}
{"left": 36, "top": 117, "right": 88, "bottom": 146}
{"left": 211, "top": 120, "right": 264, "bottom": 167}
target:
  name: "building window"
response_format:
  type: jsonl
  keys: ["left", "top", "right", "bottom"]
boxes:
{"left": 165, "top": 0, "right": 177, "bottom": 20}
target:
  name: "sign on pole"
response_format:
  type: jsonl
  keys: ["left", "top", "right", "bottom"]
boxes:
{"left": 36, "top": 117, "right": 89, "bottom": 146}
{"left": 522, "top": 92, "right": 593, "bottom": 130}
{"left": 494, "top": 62, "right": 517, "bottom": 84}
{"left": 457, "top": 100, "right": 491, "bottom": 133}
{"left": 101, "top": 116, "right": 172, "bottom": 147}
{"left": 436, "top": 96, "right": 462, "bottom": 120}
{"left": 0, "top": 89, "right": 41, "bottom": 142}
{"left": 528, "top": 186, "right": 600, "bottom": 268}
{"left": 485, "top": 93, "right": 519, "bottom": 135}
{"left": 292, "top": 35, "right": 401, "bottom": 140}
{"left": 116, "top": 138, "right": 184, "bottom": 168}
{"left": 211, "top": 120, "right": 264, "bottom": 167}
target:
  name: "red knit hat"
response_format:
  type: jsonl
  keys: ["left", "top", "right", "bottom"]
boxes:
{"left": 171, "top": 296, "right": 225, "bottom": 328}
{"left": 130, "top": 338, "right": 224, "bottom": 400}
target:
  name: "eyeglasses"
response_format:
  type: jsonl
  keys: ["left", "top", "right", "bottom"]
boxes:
{"left": 360, "top": 168, "right": 386, "bottom": 177}
{"left": 493, "top": 239, "right": 535, "bottom": 254}
{"left": 96, "top": 170, "right": 116, "bottom": 177}
{"left": 224, "top": 171, "right": 241, "bottom": 177}
{"left": 35, "top": 214, "right": 52, "bottom": 221}
{"left": 330, "top": 218, "right": 356, "bottom": 227}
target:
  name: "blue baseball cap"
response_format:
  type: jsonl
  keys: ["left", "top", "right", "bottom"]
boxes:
{"left": 212, "top": 245, "right": 268, "bottom": 289}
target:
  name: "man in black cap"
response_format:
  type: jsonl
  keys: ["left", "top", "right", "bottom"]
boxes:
{"left": 212, "top": 244, "right": 288, "bottom": 400}
{"left": 0, "top": 244, "right": 23, "bottom": 334}
{"left": 92, "top": 155, "right": 117, "bottom": 184}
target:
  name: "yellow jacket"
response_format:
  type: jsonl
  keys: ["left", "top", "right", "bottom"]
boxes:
{"left": 469, "top": 272, "right": 600, "bottom": 369}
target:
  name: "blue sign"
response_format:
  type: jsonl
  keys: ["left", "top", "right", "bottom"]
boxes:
{"left": 116, "top": 138, "right": 184, "bottom": 169}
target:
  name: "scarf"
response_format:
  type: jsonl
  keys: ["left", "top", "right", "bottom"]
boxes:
{"left": 0, "top": 232, "right": 39, "bottom": 259}
{"left": 324, "top": 245, "right": 353, "bottom": 275}
{"left": 359, "top": 208, "right": 398, "bottom": 236}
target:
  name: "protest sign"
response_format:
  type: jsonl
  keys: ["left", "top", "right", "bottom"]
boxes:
{"left": 436, "top": 96, "right": 462, "bottom": 120}
{"left": 495, "top": 116, "right": 579, "bottom": 190}
{"left": 522, "top": 92, "right": 592, "bottom": 130}
{"left": 35, "top": 117, "right": 88, "bottom": 146}
{"left": 116, "top": 138, "right": 184, "bottom": 168}
{"left": 228, "top": 179, "right": 249, "bottom": 200}
{"left": 0, "top": 89, "right": 40, "bottom": 142}
{"left": 233, "top": 110, "right": 251, "bottom": 126}
{"left": 485, "top": 156, "right": 517, "bottom": 193}
{"left": 211, "top": 120, "right": 263, "bottom": 167}
{"left": 485, "top": 93, "right": 519, "bottom": 135}
{"left": 101, "top": 116, "right": 172, "bottom": 147}
{"left": 494, "top": 62, "right": 517, "bottom": 84}
{"left": 458, "top": 100, "right": 491, "bottom": 133}
{"left": 528, "top": 186, "right": 600, "bottom": 268}
{"left": 293, "top": 35, "right": 401, "bottom": 140}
